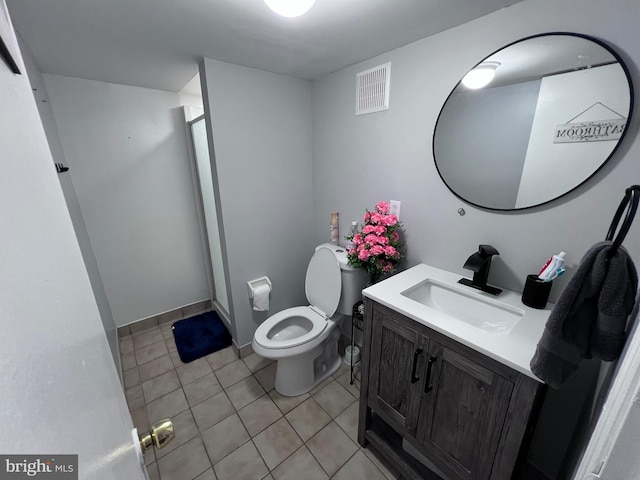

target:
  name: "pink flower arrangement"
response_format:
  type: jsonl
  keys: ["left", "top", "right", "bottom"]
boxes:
{"left": 346, "top": 201, "right": 404, "bottom": 284}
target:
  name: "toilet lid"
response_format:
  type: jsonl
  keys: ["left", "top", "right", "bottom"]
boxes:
{"left": 305, "top": 246, "right": 342, "bottom": 318}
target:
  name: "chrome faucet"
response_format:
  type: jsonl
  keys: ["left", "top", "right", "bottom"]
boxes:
{"left": 458, "top": 244, "right": 502, "bottom": 295}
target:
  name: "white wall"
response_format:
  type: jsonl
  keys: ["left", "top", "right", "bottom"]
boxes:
{"left": 179, "top": 73, "right": 204, "bottom": 121}
{"left": 311, "top": 0, "right": 640, "bottom": 303}
{"left": 43, "top": 75, "right": 209, "bottom": 326}
{"left": 200, "top": 58, "right": 314, "bottom": 347}
{"left": 0, "top": 4, "right": 144, "bottom": 474}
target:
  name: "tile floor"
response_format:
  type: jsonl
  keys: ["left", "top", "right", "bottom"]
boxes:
{"left": 120, "top": 320, "right": 399, "bottom": 480}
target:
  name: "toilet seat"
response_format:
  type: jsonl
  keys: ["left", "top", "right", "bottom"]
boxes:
{"left": 253, "top": 306, "right": 327, "bottom": 349}
{"left": 253, "top": 246, "right": 343, "bottom": 350}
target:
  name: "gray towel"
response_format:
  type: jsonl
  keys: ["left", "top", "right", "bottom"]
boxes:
{"left": 530, "top": 241, "right": 638, "bottom": 389}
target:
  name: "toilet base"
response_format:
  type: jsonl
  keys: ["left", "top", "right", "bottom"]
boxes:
{"left": 274, "top": 327, "right": 342, "bottom": 397}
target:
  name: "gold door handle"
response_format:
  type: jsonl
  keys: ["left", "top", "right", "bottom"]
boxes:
{"left": 139, "top": 418, "right": 175, "bottom": 451}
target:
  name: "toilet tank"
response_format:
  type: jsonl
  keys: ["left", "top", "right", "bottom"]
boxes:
{"left": 315, "top": 243, "right": 368, "bottom": 316}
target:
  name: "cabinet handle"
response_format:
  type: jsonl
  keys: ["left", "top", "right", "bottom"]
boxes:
{"left": 410, "top": 348, "right": 424, "bottom": 383}
{"left": 424, "top": 355, "right": 438, "bottom": 393}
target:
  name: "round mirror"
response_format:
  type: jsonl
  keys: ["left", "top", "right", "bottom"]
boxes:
{"left": 433, "top": 33, "right": 633, "bottom": 211}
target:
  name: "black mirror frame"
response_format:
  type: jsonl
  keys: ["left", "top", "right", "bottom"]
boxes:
{"left": 432, "top": 32, "right": 634, "bottom": 211}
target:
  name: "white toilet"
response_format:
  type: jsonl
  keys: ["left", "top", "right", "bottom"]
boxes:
{"left": 252, "top": 243, "right": 367, "bottom": 396}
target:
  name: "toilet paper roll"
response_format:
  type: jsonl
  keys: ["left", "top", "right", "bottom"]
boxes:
{"left": 252, "top": 283, "right": 270, "bottom": 311}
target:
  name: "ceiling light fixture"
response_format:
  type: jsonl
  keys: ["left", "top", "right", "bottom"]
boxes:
{"left": 264, "top": 0, "right": 316, "bottom": 18}
{"left": 461, "top": 61, "right": 500, "bottom": 90}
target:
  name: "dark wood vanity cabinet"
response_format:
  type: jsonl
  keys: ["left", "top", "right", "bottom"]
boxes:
{"left": 359, "top": 299, "right": 544, "bottom": 480}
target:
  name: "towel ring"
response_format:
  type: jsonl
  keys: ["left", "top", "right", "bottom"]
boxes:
{"left": 606, "top": 185, "right": 640, "bottom": 258}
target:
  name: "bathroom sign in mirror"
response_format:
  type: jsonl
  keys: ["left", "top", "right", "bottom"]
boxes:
{"left": 553, "top": 103, "right": 626, "bottom": 143}
{"left": 433, "top": 33, "right": 633, "bottom": 211}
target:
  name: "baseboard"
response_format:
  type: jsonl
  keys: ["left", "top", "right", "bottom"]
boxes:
{"left": 117, "top": 299, "right": 212, "bottom": 337}
{"left": 232, "top": 341, "right": 254, "bottom": 359}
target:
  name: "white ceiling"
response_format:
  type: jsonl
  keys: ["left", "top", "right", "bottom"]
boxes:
{"left": 6, "top": 0, "right": 524, "bottom": 93}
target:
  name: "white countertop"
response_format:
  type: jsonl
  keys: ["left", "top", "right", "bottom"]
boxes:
{"left": 362, "top": 264, "right": 551, "bottom": 382}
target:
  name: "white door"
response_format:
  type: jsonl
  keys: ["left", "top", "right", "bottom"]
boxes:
{"left": 0, "top": 7, "right": 147, "bottom": 478}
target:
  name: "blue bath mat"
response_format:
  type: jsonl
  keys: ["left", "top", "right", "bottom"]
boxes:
{"left": 172, "top": 311, "right": 232, "bottom": 363}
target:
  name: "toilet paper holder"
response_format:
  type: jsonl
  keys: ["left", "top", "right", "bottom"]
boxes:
{"left": 247, "top": 276, "right": 272, "bottom": 299}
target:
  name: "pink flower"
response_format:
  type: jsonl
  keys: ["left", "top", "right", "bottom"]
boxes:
{"left": 383, "top": 214, "right": 398, "bottom": 226}
{"left": 369, "top": 212, "right": 382, "bottom": 225}
{"left": 376, "top": 201, "right": 390, "bottom": 214}
{"left": 365, "top": 234, "right": 379, "bottom": 245}
{"left": 345, "top": 200, "right": 405, "bottom": 280}
{"left": 384, "top": 245, "right": 397, "bottom": 257}
{"left": 375, "top": 225, "right": 387, "bottom": 235}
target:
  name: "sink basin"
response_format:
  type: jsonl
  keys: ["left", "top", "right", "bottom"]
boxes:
{"left": 401, "top": 279, "right": 525, "bottom": 333}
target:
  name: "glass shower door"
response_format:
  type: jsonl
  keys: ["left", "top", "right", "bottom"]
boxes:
{"left": 189, "top": 116, "right": 230, "bottom": 315}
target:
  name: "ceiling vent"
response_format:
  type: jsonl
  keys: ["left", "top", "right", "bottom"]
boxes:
{"left": 355, "top": 62, "right": 391, "bottom": 116}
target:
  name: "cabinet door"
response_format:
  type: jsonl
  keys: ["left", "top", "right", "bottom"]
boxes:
{"left": 416, "top": 343, "right": 514, "bottom": 480}
{"left": 368, "top": 306, "right": 427, "bottom": 433}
